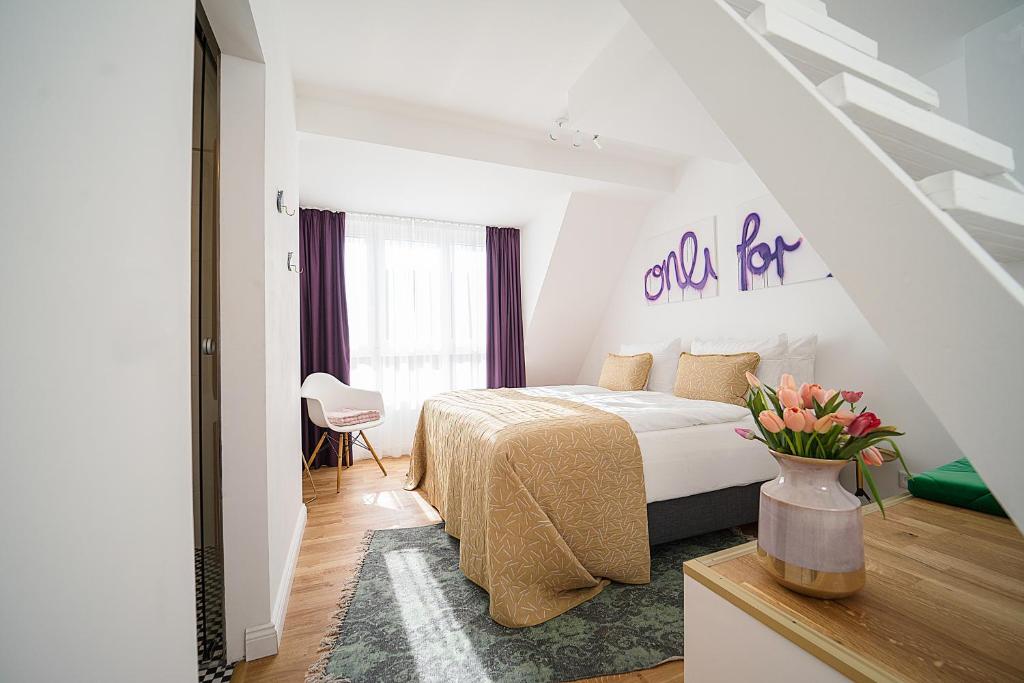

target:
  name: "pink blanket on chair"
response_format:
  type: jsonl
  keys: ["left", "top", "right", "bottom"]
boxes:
{"left": 326, "top": 409, "right": 381, "bottom": 428}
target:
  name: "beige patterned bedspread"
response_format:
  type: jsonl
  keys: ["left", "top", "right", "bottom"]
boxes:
{"left": 404, "top": 388, "right": 650, "bottom": 627}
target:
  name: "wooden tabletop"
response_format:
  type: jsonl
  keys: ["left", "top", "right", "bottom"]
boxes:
{"left": 684, "top": 495, "right": 1024, "bottom": 682}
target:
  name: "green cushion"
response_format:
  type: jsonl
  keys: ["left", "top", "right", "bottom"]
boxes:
{"left": 908, "top": 458, "right": 1007, "bottom": 517}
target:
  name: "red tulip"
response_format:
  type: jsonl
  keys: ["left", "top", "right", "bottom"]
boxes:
{"left": 847, "top": 412, "right": 881, "bottom": 437}
{"left": 842, "top": 390, "right": 864, "bottom": 404}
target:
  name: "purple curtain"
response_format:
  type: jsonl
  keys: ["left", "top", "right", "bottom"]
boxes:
{"left": 299, "top": 208, "right": 349, "bottom": 468}
{"left": 486, "top": 226, "right": 526, "bottom": 388}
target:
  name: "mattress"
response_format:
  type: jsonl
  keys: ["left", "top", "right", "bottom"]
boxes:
{"left": 520, "top": 385, "right": 779, "bottom": 503}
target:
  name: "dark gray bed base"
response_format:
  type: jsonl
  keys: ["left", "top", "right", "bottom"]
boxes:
{"left": 647, "top": 481, "right": 766, "bottom": 546}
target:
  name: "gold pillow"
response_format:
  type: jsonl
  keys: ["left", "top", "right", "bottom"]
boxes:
{"left": 673, "top": 352, "right": 760, "bottom": 405}
{"left": 598, "top": 353, "right": 654, "bottom": 391}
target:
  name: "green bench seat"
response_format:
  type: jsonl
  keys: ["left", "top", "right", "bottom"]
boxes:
{"left": 908, "top": 458, "right": 1007, "bottom": 517}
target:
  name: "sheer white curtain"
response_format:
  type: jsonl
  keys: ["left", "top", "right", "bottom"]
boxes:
{"left": 345, "top": 213, "right": 487, "bottom": 456}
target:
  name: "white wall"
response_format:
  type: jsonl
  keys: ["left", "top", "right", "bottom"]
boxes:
{"left": 219, "top": 52, "right": 274, "bottom": 663}
{"left": 0, "top": 1, "right": 197, "bottom": 681}
{"left": 528, "top": 192, "right": 652, "bottom": 386}
{"left": 252, "top": 0, "right": 304, "bottom": 651}
{"left": 964, "top": 3, "right": 1024, "bottom": 183}
{"left": 918, "top": 50, "right": 969, "bottom": 127}
{"left": 213, "top": 0, "right": 303, "bottom": 663}
{"left": 521, "top": 194, "right": 572, "bottom": 327}
{"left": 580, "top": 158, "right": 965, "bottom": 497}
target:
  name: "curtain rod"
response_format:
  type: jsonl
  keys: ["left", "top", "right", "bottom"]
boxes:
{"left": 299, "top": 205, "right": 516, "bottom": 230}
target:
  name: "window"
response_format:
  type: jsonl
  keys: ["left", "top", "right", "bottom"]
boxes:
{"left": 346, "top": 213, "right": 486, "bottom": 456}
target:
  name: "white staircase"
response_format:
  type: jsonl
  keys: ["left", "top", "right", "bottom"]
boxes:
{"left": 622, "top": 0, "right": 1024, "bottom": 525}
{"left": 918, "top": 172, "right": 1024, "bottom": 261}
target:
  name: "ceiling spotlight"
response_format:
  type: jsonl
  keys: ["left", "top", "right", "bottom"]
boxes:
{"left": 592, "top": 134, "right": 602, "bottom": 150}
{"left": 548, "top": 118, "right": 566, "bottom": 142}
{"left": 571, "top": 129, "right": 585, "bottom": 149}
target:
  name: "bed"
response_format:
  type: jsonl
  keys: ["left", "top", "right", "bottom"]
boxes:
{"left": 404, "top": 384, "right": 779, "bottom": 626}
{"left": 519, "top": 385, "right": 777, "bottom": 542}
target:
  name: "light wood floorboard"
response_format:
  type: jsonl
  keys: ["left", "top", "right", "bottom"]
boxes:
{"left": 233, "top": 456, "right": 683, "bottom": 683}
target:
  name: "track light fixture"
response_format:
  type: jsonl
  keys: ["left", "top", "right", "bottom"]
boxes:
{"left": 548, "top": 118, "right": 567, "bottom": 141}
{"left": 546, "top": 118, "right": 602, "bottom": 151}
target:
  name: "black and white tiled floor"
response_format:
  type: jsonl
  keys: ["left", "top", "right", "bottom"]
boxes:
{"left": 196, "top": 547, "right": 234, "bottom": 683}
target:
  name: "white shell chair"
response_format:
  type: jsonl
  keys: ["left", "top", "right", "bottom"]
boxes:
{"left": 301, "top": 372, "right": 387, "bottom": 496}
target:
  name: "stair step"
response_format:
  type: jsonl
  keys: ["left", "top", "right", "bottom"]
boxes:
{"left": 919, "top": 171, "right": 1024, "bottom": 262}
{"left": 727, "top": 0, "right": 828, "bottom": 16}
{"left": 727, "top": 0, "right": 877, "bottom": 57}
{"left": 748, "top": 5, "right": 939, "bottom": 110}
{"left": 820, "top": 73, "right": 1014, "bottom": 179}
{"left": 988, "top": 173, "right": 1024, "bottom": 194}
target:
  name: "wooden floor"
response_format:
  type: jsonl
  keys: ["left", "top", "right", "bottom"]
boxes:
{"left": 233, "top": 456, "right": 683, "bottom": 683}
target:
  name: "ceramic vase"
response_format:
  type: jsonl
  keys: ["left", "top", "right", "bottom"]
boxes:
{"left": 757, "top": 450, "right": 865, "bottom": 599}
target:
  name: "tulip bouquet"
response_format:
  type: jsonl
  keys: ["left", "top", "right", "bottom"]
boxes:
{"left": 735, "top": 372, "right": 909, "bottom": 514}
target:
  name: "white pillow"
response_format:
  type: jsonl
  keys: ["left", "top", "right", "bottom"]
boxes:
{"left": 620, "top": 339, "right": 681, "bottom": 393}
{"left": 690, "top": 333, "right": 816, "bottom": 387}
{"left": 690, "top": 334, "right": 789, "bottom": 359}
{"left": 774, "top": 334, "right": 817, "bottom": 386}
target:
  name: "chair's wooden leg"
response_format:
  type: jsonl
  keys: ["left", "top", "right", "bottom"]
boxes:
{"left": 307, "top": 432, "right": 327, "bottom": 471}
{"left": 361, "top": 430, "right": 387, "bottom": 477}
{"left": 336, "top": 434, "right": 343, "bottom": 493}
{"left": 302, "top": 450, "right": 318, "bottom": 505}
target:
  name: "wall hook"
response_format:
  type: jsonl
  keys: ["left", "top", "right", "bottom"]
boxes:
{"left": 287, "top": 251, "right": 303, "bottom": 274}
{"left": 276, "top": 190, "right": 296, "bottom": 216}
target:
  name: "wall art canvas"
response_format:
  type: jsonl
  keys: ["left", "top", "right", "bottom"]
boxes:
{"left": 735, "top": 195, "right": 830, "bottom": 292}
{"left": 643, "top": 216, "right": 719, "bottom": 305}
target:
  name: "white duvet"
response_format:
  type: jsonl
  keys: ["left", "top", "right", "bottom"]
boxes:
{"left": 518, "top": 385, "right": 779, "bottom": 503}
{"left": 519, "top": 385, "right": 749, "bottom": 432}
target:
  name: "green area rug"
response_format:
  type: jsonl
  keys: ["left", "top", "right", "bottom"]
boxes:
{"left": 307, "top": 523, "right": 748, "bottom": 683}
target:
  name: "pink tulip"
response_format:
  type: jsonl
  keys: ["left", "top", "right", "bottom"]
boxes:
{"left": 745, "top": 371, "right": 761, "bottom": 390}
{"left": 778, "top": 388, "right": 801, "bottom": 410}
{"left": 847, "top": 412, "right": 881, "bottom": 438}
{"left": 779, "top": 373, "right": 798, "bottom": 391}
{"left": 783, "top": 406, "right": 806, "bottom": 431}
{"left": 829, "top": 410, "right": 856, "bottom": 427}
{"left": 842, "top": 390, "right": 864, "bottom": 404}
{"left": 799, "top": 409, "right": 815, "bottom": 433}
{"left": 799, "top": 383, "right": 826, "bottom": 408}
{"left": 758, "top": 410, "right": 785, "bottom": 434}
{"left": 813, "top": 414, "right": 833, "bottom": 433}
{"left": 735, "top": 427, "right": 756, "bottom": 440}
{"left": 861, "top": 446, "right": 884, "bottom": 466}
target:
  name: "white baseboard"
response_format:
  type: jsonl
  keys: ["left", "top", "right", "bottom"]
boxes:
{"left": 244, "top": 622, "right": 279, "bottom": 661}
{"left": 271, "top": 503, "right": 307, "bottom": 641}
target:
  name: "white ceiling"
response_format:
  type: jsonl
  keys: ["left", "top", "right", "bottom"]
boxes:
{"left": 827, "top": 0, "right": 1024, "bottom": 74}
{"left": 298, "top": 133, "right": 660, "bottom": 227}
{"left": 287, "top": 0, "right": 1024, "bottom": 226}
{"left": 284, "top": 0, "right": 629, "bottom": 132}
